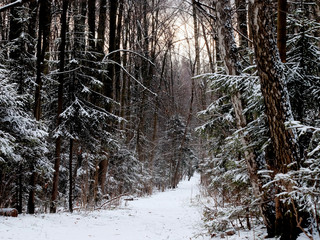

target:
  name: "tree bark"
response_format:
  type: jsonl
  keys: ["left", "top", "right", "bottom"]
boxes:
{"left": 249, "top": 0, "right": 299, "bottom": 175}
{"left": 27, "top": 0, "right": 51, "bottom": 215}
{"left": 96, "top": 0, "right": 116, "bottom": 193}
{"left": 214, "top": 0, "right": 276, "bottom": 235}
{"left": 98, "top": 159, "right": 108, "bottom": 195}
{"left": 105, "top": 0, "right": 118, "bottom": 101}
{"left": 235, "top": 0, "right": 248, "bottom": 49}
{"left": 201, "top": 22, "right": 214, "bottom": 72}
{"left": 51, "top": 0, "right": 68, "bottom": 213}
{"left": 192, "top": 0, "right": 200, "bottom": 75}
{"left": 114, "top": 0, "right": 123, "bottom": 103}
{"left": 97, "top": 0, "right": 106, "bottom": 55}
{"left": 88, "top": 0, "right": 96, "bottom": 49}
{"left": 68, "top": 138, "right": 73, "bottom": 213}
{"left": 34, "top": 0, "right": 51, "bottom": 121}
{"left": 249, "top": 0, "right": 301, "bottom": 238}
{"left": 277, "top": 0, "right": 287, "bottom": 62}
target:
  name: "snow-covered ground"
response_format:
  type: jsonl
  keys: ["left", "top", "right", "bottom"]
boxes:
{"left": 0, "top": 175, "right": 209, "bottom": 240}
{"left": 2, "top": 175, "right": 314, "bottom": 240}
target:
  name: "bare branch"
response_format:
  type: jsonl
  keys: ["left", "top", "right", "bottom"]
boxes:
{"left": 0, "top": 0, "right": 34, "bottom": 13}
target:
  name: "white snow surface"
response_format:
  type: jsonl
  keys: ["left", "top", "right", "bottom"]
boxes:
{"left": 0, "top": 174, "right": 209, "bottom": 240}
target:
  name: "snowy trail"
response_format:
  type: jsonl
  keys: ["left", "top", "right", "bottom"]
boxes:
{"left": 0, "top": 175, "right": 208, "bottom": 240}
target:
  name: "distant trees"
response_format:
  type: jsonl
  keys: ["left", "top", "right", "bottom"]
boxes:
{"left": 0, "top": 0, "right": 198, "bottom": 214}
{"left": 155, "top": 115, "right": 197, "bottom": 189}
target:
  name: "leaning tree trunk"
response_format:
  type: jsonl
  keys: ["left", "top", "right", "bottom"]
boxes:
{"left": 214, "top": 0, "right": 276, "bottom": 235}
{"left": 249, "top": 0, "right": 302, "bottom": 239}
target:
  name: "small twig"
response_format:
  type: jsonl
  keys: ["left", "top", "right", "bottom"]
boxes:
{"left": 96, "top": 193, "right": 128, "bottom": 209}
{"left": 292, "top": 199, "right": 313, "bottom": 240}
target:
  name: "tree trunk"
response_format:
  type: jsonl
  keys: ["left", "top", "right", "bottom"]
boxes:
{"left": 28, "top": 0, "right": 51, "bottom": 214}
{"left": 249, "top": 0, "right": 299, "bottom": 177}
{"left": 277, "top": 0, "right": 287, "bottom": 62}
{"left": 114, "top": 0, "right": 123, "bottom": 103}
{"left": 120, "top": 4, "right": 130, "bottom": 130}
{"left": 192, "top": 0, "right": 200, "bottom": 75}
{"left": 96, "top": 0, "right": 116, "bottom": 192}
{"left": 68, "top": 138, "right": 73, "bottom": 213}
{"left": 214, "top": 0, "right": 276, "bottom": 235}
{"left": 17, "top": 164, "right": 23, "bottom": 214}
{"left": 249, "top": 1, "right": 301, "bottom": 238}
{"left": 235, "top": 0, "right": 248, "bottom": 49}
{"left": 97, "top": 0, "right": 106, "bottom": 55}
{"left": 88, "top": 0, "right": 96, "bottom": 49}
{"left": 105, "top": 0, "right": 118, "bottom": 101}
{"left": 201, "top": 22, "right": 214, "bottom": 72}
{"left": 34, "top": 0, "right": 51, "bottom": 121}
{"left": 51, "top": 0, "right": 68, "bottom": 213}
{"left": 98, "top": 159, "right": 108, "bottom": 195}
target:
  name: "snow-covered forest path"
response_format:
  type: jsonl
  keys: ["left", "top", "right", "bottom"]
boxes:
{"left": 0, "top": 175, "right": 208, "bottom": 240}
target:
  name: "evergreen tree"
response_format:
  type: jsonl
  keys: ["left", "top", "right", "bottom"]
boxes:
{"left": 0, "top": 64, "right": 48, "bottom": 211}
{"left": 156, "top": 115, "right": 197, "bottom": 189}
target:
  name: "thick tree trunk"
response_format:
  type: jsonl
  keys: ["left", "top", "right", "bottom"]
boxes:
{"left": 214, "top": 0, "right": 276, "bottom": 235}
{"left": 249, "top": 0, "right": 299, "bottom": 175}
{"left": 51, "top": 0, "right": 68, "bottom": 213}
{"left": 249, "top": 1, "right": 301, "bottom": 238}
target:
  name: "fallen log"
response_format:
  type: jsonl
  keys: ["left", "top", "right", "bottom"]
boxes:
{"left": 0, "top": 208, "right": 18, "bottom": 217}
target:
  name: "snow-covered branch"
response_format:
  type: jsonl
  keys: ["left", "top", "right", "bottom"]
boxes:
{"left": 0, "top": 0, "right": 33, "bottom": 12}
